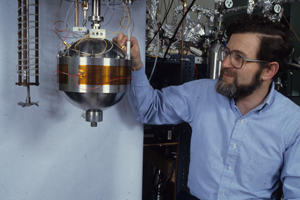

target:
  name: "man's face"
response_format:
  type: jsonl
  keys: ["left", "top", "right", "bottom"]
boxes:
{"left": 216, "top": 33, "right": 264, "bottom": 99}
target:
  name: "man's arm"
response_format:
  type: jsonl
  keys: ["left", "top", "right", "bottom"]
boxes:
{"left": 281, "top": 131, "right": 300, "bottom": 199}
{"left": 127, "top": 68, "right": 195, "bottom": 124}
{"left": 113, "top": 34, "right": 194, "bottom": 125}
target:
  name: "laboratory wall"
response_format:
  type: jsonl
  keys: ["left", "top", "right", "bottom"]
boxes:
{"left": 0, "top": 1, "right": 145, "bottom": 200}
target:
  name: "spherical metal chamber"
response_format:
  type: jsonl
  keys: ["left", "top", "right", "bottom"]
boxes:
{"left": 57, "top": 38, "right": 131, "bottom": 126}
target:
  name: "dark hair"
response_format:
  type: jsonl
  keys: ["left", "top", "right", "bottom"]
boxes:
{"left": 226, "top": 14, "right": 293, "bottom": 73}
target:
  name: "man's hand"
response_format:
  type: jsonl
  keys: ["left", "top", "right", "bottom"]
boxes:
{"left": 113, "top": 33, "right": 142, "bottom": 71}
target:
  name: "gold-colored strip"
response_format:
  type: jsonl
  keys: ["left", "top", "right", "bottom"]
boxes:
{"left": 78, "top": 65, "right": 131, "bottom": 85}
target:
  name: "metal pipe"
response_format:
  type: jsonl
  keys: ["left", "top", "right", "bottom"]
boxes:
{"left": 75, "top": 0, "right": 79, "bottom": 27}
{"left": 17, "top": 0, "right": 39, "bottom": 107}
{"left": 25, "top": 0, "right": 31, "bottom": 98}
{"left": 89, "top": 0, "right": 102, "bottom": 28}
{"left": 23, "top": 0, "right": 28, "bottom": 86}
{"left": 208, "top": 41, "right": 223, "bottom": 79}
{"left": 35, "top": 0, "right": 39, "bottom": 85}
{"left": 180, "top": 0, "right": 186, "bottom": 84}
{"left": 92, "top": 0, "right": 101, "bottom": 17}
{"left": 82, "top": 0, "right": 88, "bottom": 26}
{"left": 17, "top": 0, "right": 22, "bottom": 85}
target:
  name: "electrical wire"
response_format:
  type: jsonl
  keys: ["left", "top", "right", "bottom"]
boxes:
{"left": 54, "top": 0, "right": 135, "bottom": 55}
{"left": 72, "top": 37, "right": 110, "bottom": 56}
{"left": 128, "top": 3, "right": 134, "bottom": 37}
{"left": 105, "top": 2, "right": 132, "bottom": 37}
{"left": 53, "top": 0, "right": 75, "bottom": 49}
{"left": 163, "top": 0, "right": 196, "bottom": 58}
{"left": 283, "top": 14, "right": 300, "bottom": 43}
{"left": 101, "top": 0, "right": 115, "bottom": 27}
{"left": 149, "top": 22, "right": 160, "bottom": 81}
{"left": 288, "top": 62, "right": 300, "bottom": 69}
{"left": 163, "top": 0, "right": 167, "bottom": 16}
{"left": 149, "top": 56, "right": 158, "bottom": 81}
{"left": 146, "top": 0, "right": 175, "bottom": 49}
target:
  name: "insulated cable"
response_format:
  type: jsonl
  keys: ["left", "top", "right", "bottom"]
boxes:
{"left": 163, "top": 0, "right": 196, "bottom": 58}
{"left": 146, "top": 0, "right": 175, "bottom": 49}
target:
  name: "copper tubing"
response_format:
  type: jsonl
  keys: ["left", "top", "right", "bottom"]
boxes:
{"left": 75, "top": 0, "right": 79, "bottom": 27}
{"left": 180, "top": 0, "right": 186, "bottom": 84}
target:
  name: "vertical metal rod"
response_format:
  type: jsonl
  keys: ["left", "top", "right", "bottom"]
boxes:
{"left": 180, "top": 0, "right": 186, "bottom": 84}
{"left": 23, "top": 0, "right": 28, "bottom": 86}
{"left": 75, "top": 0, "right": 79, "bottom": 26}
{"left": 26, "top": 80, "right": 31, "bottom": 103}
{"left": 17, "top": 0, "right": 22, "bottom": 84}
{"left": 35, "top": 0, "right": 39, "bottom": 85}
{"left": 25, "top": 0, "right": 31, "bottom": 103}
{"left": 92, "top": 0, "right": 100, "bottom": 17}
{"left": 17, "top": 0, "right": 39, "bottom": 107}
{"left": 174, "top": 133, "right": 181, "bottom": 200}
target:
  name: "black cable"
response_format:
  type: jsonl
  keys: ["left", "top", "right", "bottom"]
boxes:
{"left": 163, "top": 0, "right": 197, "bottom": 58}
{"left": 163, "top": 0, "right": 167, "bottom": 14}
{"left": 146, "top": 0, "right": 175, "bottom": 49}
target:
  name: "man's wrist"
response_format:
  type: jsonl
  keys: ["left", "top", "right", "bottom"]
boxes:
{"left": 131, "top": 60, "right": 142, "bottom": 71}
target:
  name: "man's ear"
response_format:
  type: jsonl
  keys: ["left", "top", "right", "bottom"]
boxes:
{"left": 261, "top": 62, "right": 279, "bottom": 81}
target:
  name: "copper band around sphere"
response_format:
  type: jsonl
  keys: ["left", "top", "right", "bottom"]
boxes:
{"left": 58, "top": 64, "right": 131, "bottom": 85}
{"left": 78, "top": 65, "right": 131, "bottom": 85}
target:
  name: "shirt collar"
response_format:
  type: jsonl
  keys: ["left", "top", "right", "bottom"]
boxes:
{"left": 257, "top": 81, "right": 276, "bottom": 112}
{"left": 230, "top": 82, "right": 276, "bottom": 114}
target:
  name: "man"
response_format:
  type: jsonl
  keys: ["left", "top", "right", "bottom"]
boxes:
{"left": 114, "top": 14, "right": 300, "bottom": 199}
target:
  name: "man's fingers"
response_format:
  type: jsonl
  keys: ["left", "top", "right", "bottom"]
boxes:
{"left": 116, "top": 33, "right": 128, "bottom": 47}
{"left": 113, "top": 33, "right": 127, "bottom": 48}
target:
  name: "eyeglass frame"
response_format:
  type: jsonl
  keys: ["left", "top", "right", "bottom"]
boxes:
{"left": 219, "top": 46, "right": 269, "bottom": 69}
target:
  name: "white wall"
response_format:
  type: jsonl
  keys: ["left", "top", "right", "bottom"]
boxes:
{"left": 0, "top": 1, "right": 145, "bottom": 200}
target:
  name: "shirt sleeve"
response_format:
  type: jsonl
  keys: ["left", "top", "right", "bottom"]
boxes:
{"left": 281, "top": 130, "right": 300, "bottom": 199}
{"left": 127, "top": 66, "right": 194, "bottom": 125}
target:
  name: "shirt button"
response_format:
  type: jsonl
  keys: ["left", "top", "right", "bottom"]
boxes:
{"left": 221, "top": 190, "right": 225, "bottom": 196}
{"left": 240, "top": 119, "right": 244, "bottom": 124}
{"left": 233, "top": 143, "right": 237, "bottom": 149}
{"left": 228, "top": 166, "right": 232, "bottom": 171}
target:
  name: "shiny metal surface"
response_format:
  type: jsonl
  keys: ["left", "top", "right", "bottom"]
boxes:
{"left": 89, "top": 0, "right": 103, "bottom": 27}
{"left": 17, "top": 0, "right": 39, "bottom": 107}
{"left": 208, "top": 41, "right": 223, "bottom": 79}
{"left": 67, "top": 38, "right": 124, "bottom": 58}
{"left": 58, "top": 37, "right": 131, "bottom": 119}
{"left": 64, "top": 91, "right": 124, "bottom": 110}
{"left": 85, "top": 109, "right": 103, "bottom": 127}
{"left": 58, "top": 56, "right": 131, "bottom": 93}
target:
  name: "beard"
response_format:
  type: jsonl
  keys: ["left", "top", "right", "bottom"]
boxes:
{"left": 215, "top": 67, "right": 263, "bottom": 100}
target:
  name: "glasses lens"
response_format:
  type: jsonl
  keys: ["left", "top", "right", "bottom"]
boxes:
{"left": 230, "top": 51, "right": 244, "bottom": 69}
{"left": 220, "top": 47, "right": 229, "bottom": 61}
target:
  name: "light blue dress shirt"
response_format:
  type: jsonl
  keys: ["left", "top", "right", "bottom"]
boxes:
{"left": 128, "top": 68, "right": 300, "bottom": 200}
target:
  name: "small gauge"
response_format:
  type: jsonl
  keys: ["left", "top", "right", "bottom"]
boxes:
{"left": 225, "top": 0, "right": 233, "bottom": 9}
{"left": 274, "top": 4, "right": 281, "bottom": 14}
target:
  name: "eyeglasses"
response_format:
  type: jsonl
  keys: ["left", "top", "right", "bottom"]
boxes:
{"left": 220, "top": 47, "right": 268, "bottom": 69}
